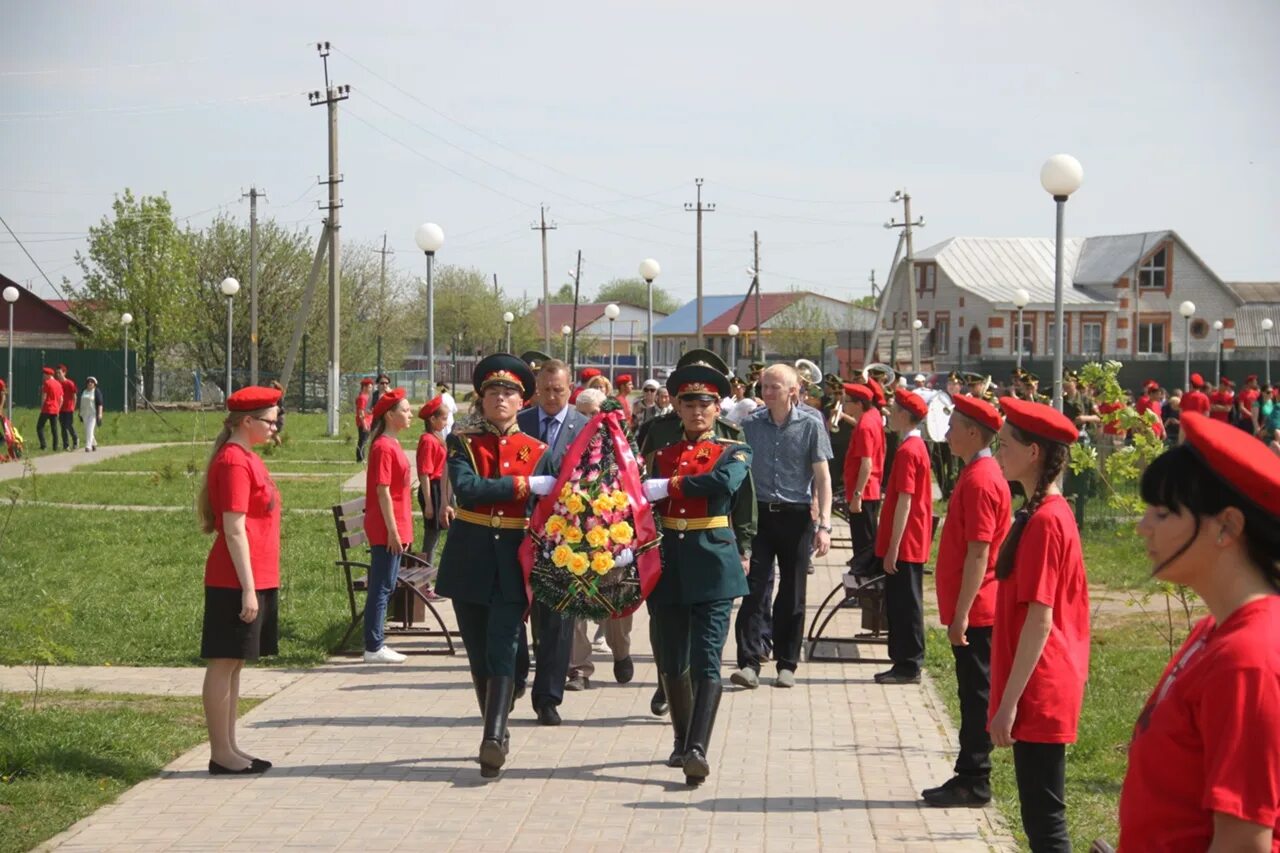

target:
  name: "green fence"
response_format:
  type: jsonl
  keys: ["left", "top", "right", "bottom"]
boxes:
{"left": 5, "top": 347, "right": 137, "bottom": 412}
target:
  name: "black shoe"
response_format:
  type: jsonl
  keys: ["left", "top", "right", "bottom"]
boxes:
{"left": 249, "top": 757, "right": 272, "bottom": 771}
{"left": 535, "top": 704, "right": 561, "bottom": 726}
{"left": 565, "top": 675, "right": 590, "bottom": 692}
{"left": 513, "top": 683, "right": 526, "bottom": 701}
{"left": 479, "top": 677, "right": 514, "bottom": 778}
{"left": 923, "top": 780, "right": 991, "bottom": 808}
{"left": 682, "top": 678, "right": 723, "bottom": 786}
{"left": 921, "top": 776, "right": 962, "bottom": 799}
{"left": 613, "top": 656, "right": 634, "bottom": 684}
{"left": 208, "top": 760, "right": 267, "bottom": 776}
{"left": 874, "top": 668, "right": 921, "bottom": 685}
{"left": 650, "top": 683, "right": 669, "bottom": 716}
{"left": 665, "top": 672, "right": 694, "bottom": 768}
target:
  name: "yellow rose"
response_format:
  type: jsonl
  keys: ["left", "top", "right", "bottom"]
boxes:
{"left": 568, "top": 552, "right": 590, "bottom": 576}
{"left": 564, "top": 494, "right": 586, "bottom": 515}
{"left": 611, "top": 490, "right": 630, "bottom": 511}
{"left": 590, "top": 550, "right": 615, "bottom": 575}
{"left": 559, "top": 483, "right": 574, "bottom": 502}
{"left": 585, "top": 525, "right": 610, "bottom": 548}
{"left": 563, "top": 525, "right": 583, "bottom": 544}
{"left": 591, "top": 495, "right": 614, "bottom": 516}
{"left": 551, "top": 544, "right": 574, "bottom": 568}
{"left": 608, "top": 521, "right": 634, "bottom": 545}
{"left": 544, "top": 515, "right": 567, "bottom": 538}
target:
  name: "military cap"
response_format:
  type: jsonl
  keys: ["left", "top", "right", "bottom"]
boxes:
{"left": 520, "top": 350, "right": 553, "bottom": 369}
{"left": 474, "top": 353, "right": 536, "bottom": 401}
{"left": 667, "top": 363, "right": 730, "bottom": 401}
{"left": 677, "top": 347, "right": 730, "bottom": 376}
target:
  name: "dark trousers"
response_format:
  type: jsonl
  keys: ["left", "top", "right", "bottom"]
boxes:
{"left": 951, "top": 626, "right": 993, "bottom": 782}
{"left": 527, "top": 602, "right": 573, "bottom": 708}
{"left": 651, "top": 599, "right": 733, "bottom": 681}
{"left": 59, "top": 411, "right": 77, "bottom": 448}
{"left": 453, "top": 600, "right": 524, "bottom": 678}
{"left": 37, "top": 412, "right": 59, "bottom": 449}
{"left": 885, "top": 560, "right": 924, "bottom": 674}
{"left": 735, "top": 508, "right": 813, "bottom": 672}
{"left": 848, "top": 500, "right": 880, "bottom": 576}
{"left": 1012, "top": 741, "right": 1070, "bottom": 852}
{"left": 355, "top": 427, "right": 369, "bottom": 463}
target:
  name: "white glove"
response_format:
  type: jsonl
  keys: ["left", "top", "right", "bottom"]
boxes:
{"left": 642, "top": 478, "right": 670, "bottom": 502}
{"left": 528, "top": 475, "right": 557, "bottom": 496}
{"left": 615, "top": 548, "right": 634, "bottom": 568}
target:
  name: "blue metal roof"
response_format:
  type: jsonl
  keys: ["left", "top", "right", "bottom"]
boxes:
{"left": 653, "top": 294, "right": 746, "bottom": 335}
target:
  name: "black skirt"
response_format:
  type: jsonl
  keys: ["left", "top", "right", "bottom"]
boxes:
{"left": 417, "top": 478, "right": 444, "bottom": 530}
{"left": 201, "top": 587, "right": 279, "bottom": 661}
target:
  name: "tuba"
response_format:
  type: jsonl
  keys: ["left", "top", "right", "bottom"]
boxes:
{"left": 794, "top": 358, "right": 822, "bottom": 386}
{"left": 863, "top": 362, "right": 897, "bottom": 389}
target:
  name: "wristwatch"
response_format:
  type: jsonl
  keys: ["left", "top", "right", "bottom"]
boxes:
{"left": 817, "top": 523, "right": 833, "bottom": 533}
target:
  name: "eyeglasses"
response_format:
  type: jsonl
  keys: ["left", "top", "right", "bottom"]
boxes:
{"left": 253, "top": 417, "right": 280, "bottom": 428}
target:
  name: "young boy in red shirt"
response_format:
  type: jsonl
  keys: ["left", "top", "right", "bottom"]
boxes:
{"left": 58, "top": 365, "right": 78, "bottom": 451}
{"left": 874, "top": 388, "right": 934, "bottom": 685}
{"left": 415, "top": 396, "right": 450, "bottom": 567}
{"left": 841, "top": 382, "right": 884, "bottom": 584}
{"left": 38, "top": 366, "right": 63, "bottom": 451}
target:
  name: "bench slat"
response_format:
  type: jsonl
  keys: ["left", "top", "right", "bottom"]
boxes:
{"left": 342, "top": 529, "right": 369, "bottom": 550}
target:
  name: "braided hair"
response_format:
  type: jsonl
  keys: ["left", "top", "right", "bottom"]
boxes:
{"left": 994, "top": 423, "right": 1072, "bottom": 580}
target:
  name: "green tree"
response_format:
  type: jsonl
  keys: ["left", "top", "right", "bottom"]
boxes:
{"left": 550, "top": 282, "right": 577, "bottom": 303}
{"left": 69, "top": 190, "right": 195, "bottom": 397}
{"left": 595, "top": 277, "right": 678, "bottom": 314}
{"left": 852, "top": 294, "right": 876, "bottom": 310}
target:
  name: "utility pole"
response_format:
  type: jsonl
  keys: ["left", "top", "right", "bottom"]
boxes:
{"left": 375, "top": 232, "right": 393, "bottom": 377}
{"left": 531, "top": 205, "right": 557, "bottom": 351}
{"left": 243, "top": 186, "right": 266, "bottom": 385}
{"left": 885, "top": 190, "right": 925, "bottom": 371}
{"left": 753, "top": 230, "right": 762, "bottom": 360}
{"left": 685, "top": 178, "right": 715, "bottom": 348}
{"left": 569, "top": 251, "right": 582, "bottom": 375}
{"left": 308, "top": 41, "right": 349, "bottom": 436}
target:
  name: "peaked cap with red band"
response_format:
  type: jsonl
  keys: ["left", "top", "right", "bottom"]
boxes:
{"left": 999, "top": 396, "right": 1078, "bottom": 445}
{"left": 474, "top": 353, "right": 536, "bottom": 401}
{"left": 227, "top": 386, "right": 283, "bottom": 412}
{"left": 370, "top": 387, "right": 406, "bottom": 420}
{"left": 666, "top": 363, "right": 729, "bottom": 401}
{"left": 1181, "top": 412, "right": 1280, "bottom": 518}
{"left": 418, "top": 395, "right": 443, "bottom": 420}
{"left": 893, "top": 387, "right": 928, "bottom": 419}
{"left": 951, "top": 394, "right": 1002, "bottom": 433}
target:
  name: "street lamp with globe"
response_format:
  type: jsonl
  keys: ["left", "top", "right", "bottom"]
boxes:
{"left": 1013, "top": 288, "right": 1031, "bottom": 372}
{"left": 604, "top": 303, "right": 621, "bottom": 382}
{"left": 414, "top": 222, "right": 445, "bottom": 384}
{"left": 1179, "top": 300, "right": 1196, "bottom": 390}
{"left": 1040, "top": 154, "right": 1084, "bottom": 410}
{"left": 561, "top": 324, "right": 572, "bottom": 362}
{"left": 503, "top": 311, "right": 515, "bottom": 352}
{"left": 2, "top": 286, "right": 17, "bottom": 422}
{"left": 1213, "top": 320, "right": 1225, "bottom": 386}
{"left": 121, "top": 311, "right": 134, "bottom": 413}
{"left": 727, "top": 323, "right": 740, "bottom": 376}
{"left": 220, "top": 277, "right": 240, "bottom": 397}
{"left": 639, "top": 258, "right": 660, "bottom": 380}
{"left": 1263, "top": 318, "right": 1275, "bottom": 386}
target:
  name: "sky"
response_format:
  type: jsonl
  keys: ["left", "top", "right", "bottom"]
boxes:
{"left": 2, "top": 0, "right": 1278, "bottom": 311}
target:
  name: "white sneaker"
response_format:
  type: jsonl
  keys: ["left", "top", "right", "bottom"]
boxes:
{"left": 363, "top": 646, "right": 407, "bottom": 663}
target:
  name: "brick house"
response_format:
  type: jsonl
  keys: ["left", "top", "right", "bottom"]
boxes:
{"left": 0, "top": 275, "right": 92, "bottom": 348}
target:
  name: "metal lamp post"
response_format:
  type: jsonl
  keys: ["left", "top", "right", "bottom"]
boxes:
{"left": 1040, "top": 154, "right": 1084, "bottom": 411}
{"left": 414, "top": 222, "right": 445, "bottom": 385}
{"left": 639, "top": 259, "right": 660, "bottom": 381}
{"left": 220, "top": 277, "right": 240, "bottom": 397}
{"left": 1263, "top": 318, "right": 1275, "bottom": 386}
{"left": 2, "top": 286, "right": 16, "bottom": 422}
{"left": 1013, "top": 288, "right": 1030, "bottom": 371}
{"left": 1214, "top": 320, "right": 1225, "bottom": 385}
{"left": 561, "top": 324, "right": 572, "bottom": 362}
{"left": 121, "top": 312, "right": 133, "bottom": 413}
{"left": 727, "top": 323, "right": 740, "bottom": 376}
{"left": 604, "top": 303, "right": 620, "bottom": 382}
{"left": 503, "top": 311, "right": 514, "bottom": 352}
{"left": 1179, "top": 301, "right": 1196, "bottom": 390}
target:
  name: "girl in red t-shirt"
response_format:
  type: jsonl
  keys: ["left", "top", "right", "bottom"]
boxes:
{"left": 416, "top": 396, "right": 451, "bottom": 567}
{"left": 991, "top": 397, "right": 1090, "bottom": 851}
{"left": 1119, "top": 413, "right": 1280, "bottom": 852}
{"left": 196, "top": 385, "right": 283, "bottom": 776}
{"left": 362, "top": 388, "right": 415, "bottom": 663}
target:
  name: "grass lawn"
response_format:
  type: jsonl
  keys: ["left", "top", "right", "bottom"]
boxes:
{"left": 0, "top": 691, "right": 259, "bottom": 853}
{"left": 10, "top": 468, "right": 351, "bottom": 509}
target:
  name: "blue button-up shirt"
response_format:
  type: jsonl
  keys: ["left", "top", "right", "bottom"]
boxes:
{"left": 740, "top": 404, "right": 833, "bottom": 504}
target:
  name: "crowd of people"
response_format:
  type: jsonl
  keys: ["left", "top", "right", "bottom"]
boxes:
{"left": 30, "top": 364, "right": 103, "bottom": 454}
{"left": 194, "top": 351, "right": 1279, "bottom": 851}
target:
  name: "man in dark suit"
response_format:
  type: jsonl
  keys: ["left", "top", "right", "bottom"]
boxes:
{"left": 514, "top": 357, "right": 589, "bottom": 726}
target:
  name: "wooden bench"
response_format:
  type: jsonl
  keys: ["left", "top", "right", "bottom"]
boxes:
{"left": 331, "top": 497, "right": 456, "bottom": 655}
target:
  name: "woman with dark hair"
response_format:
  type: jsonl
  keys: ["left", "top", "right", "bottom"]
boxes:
{"left": 990, "top": 397, "right": 1091, "bottom": 852}
{"left": 1118, "top": 413, "right": 1280, "bottom": 851}
{"left": 362, "top": 387, "right": 415, "bottom": 664}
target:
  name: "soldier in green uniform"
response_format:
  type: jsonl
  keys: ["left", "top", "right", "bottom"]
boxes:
{"left": 642, "top": 363, "right": 755, "bottom": 787}
{"left": 636, "top": 349, "right": 756, "bottom": 716}
{"left": 436, "top": 354, "right": 553, "bottom": 779}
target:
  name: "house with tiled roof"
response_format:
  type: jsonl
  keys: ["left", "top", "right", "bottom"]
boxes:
{"left": 0, "top": 275, "right": 92, "bottom": 348}
{"left": 522, "top": 301, "right": 664, "bottom": 359}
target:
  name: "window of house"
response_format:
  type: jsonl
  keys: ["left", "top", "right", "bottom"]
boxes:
{"left": 1046, "top": 321, "right": 1062, "bottom": 355}
{"left": 1139, "top": 247, "right": 1167, "bottom": 290}
{"left": 1014, "top": 322, "right": 1034, "bottom": 355}
{"left": 1082, "top": 322, "right": 1102, "bottom": 357}
{"left": 1138, "top": 321, "right": 1166, "bottom": 355}
{"left": 934, "top": 315, "right": 950, "bottom": 353}
{"left": 916, "top": 264, "right": 937, "bottom": 296}
{"left": 1190, "top": 318, "right": 1209, "bottom": 339}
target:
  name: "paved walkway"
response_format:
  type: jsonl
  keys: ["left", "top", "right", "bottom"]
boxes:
{"left": 0, "top": 665, "right": 304, "bottom": 698}
{"left": 43, "top": 547, "right": 1014, "bottom": 852}
{"left": 0, "top": 442, "right": 179, "bottom": 482}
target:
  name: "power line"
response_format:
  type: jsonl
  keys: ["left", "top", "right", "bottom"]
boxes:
{"left": 0, "top": 212, "right": 70, "bottom": 302}
{"left": 0, "top": 90, "right": 298, "bottom": 122}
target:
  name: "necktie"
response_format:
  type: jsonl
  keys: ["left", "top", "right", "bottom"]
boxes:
{"left": 542, "top": 414, "right": 557, "bottom": 447}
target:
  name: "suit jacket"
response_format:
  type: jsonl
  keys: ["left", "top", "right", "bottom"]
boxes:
{"left": 517, "top": 405, "right": 588, "bottom": 471}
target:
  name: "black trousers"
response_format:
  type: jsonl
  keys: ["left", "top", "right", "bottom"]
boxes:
{"left": 59, "top": 411, "right": 77, "bottom": 448}
{"left": 527, "top": 602, "right": 573, "bottom": 708}
{"left": 951, "top": 626, "right": 993, "bottom": 782}
{"left": 355, "top": 427, "right": 369, "bottom": 463}
{"left": 37, "top": 412, "right": 59, "bottom": 449}
{"left": 735, "top": 507, "right": 813, "bottom": 672}
{"left": 848, "top": 499, "right": 880, "bottom": 577}
{"left": 1012, "top": 741, "right": 1070, "bottom": 852}
{"left": 885, "top": 560, "right": 924, "bottom": 674}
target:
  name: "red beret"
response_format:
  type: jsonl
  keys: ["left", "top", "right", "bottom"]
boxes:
{"left": 226, "top": 386, "right": 283, "bottom": 412}
{"left": 1222, "top": 377, "right": 1234, "bottom": 388}
{"left": 866, "top": 377, "right": 886, "bottom": 407}
{"left": 1190, "top": 372, "right": 1205, "bottom": 388}
{"left": 360, "top": 378, "right": 374, "bottom": 386}
{"left": 418, "top": 395, "right": 443, "bottom": 420}
{"left": 42, "top": 366, "right": 55, "bottom": 375}
{"left": 951, "top": 394, "right": 1002, "bottom": 433}
{"left": 58, "top": 364, "right": 68, "bottom": 372}
{"left": 1246, "top": 374, "right": 1258, "bottom": 383}
{"left": 371, "top": 387, "right": 406, "bottom": 420}
{"left": 893, "top": 388, "right": 928, "bottom": 419}
{"left": 616, "top": 374, "right": 633, "bottom": 385}
{"left": 843, "top": 383, "right": 872, "bottom": 403}
{"left": 1144, "top": 379, "right": 1159, "bottom": 391}
{"left": 999, "top": 396, "right": 1078, "bottom": 445}
{"left": 580, "top": 368, "right": 602, "bottom": 382}
{"left": 1182, "top": 413, "right": 1280, "bottom": 518}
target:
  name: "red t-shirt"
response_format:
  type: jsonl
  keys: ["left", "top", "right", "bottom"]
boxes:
{"left": 989, "top": 494, "right": 1090, "bottom": 743}
{"left": 874, "top": 432, "right": 932, "bottom": 563}
{"left": 934, "top": 454, "right": 1011, "bottom": 627}
{"left": 59, "top": 378, "right": 77, "bottom": 413}
{"left": 355, "top": 392, "right": 372, "bottom": 431}
{"left": 41, "top": 377, "right": 63, "bottom": 414}
{"left": 1118, "top": 595, "right": 1280, "bottom": 852}
{"left": 365, "top": 434, "right": 413, "bottom": 547}
{"left": 1240, "top": 388, "right": 1262, "bottom": 419}
{"left": 1181, "top": 389, "right": 1211, "bottom": 416}
{"left": 844, "top": 409, "right": 885, "bottom": 502}
{"left": 415, "top": 432, "right": 446, "bottom": 480}
{"left": 617, "top": 394, "right": 632, "bottom": 420}
{"left": 203, "top": 442, "right": 281, "bottom": 590}
{"left": 1209, "top": 389, "right": 1234, "bottom": 422}
{"left": 1097, "top": 401, "right": 1127, "bottom": 437}
{"left": 1135, "top": 395, "right": 1165, "bottom": 439}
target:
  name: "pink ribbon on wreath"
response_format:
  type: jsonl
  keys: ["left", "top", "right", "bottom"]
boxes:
{"left": 518, "top": 409, "right": 662, "bottom": 619}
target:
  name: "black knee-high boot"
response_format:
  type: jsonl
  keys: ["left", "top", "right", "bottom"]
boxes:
{"left": 479, "top": 676, "right": 514, "bottom": 778}
{"left": 471, "top": 674, "right": 486, "bottom": 714}
{"left": 664, "top": 671, "right": 694, "bottom": 768}
{"left": 683, "top": 679, "right": 723, "bottom": 786}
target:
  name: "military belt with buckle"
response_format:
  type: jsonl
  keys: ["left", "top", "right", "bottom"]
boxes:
{"left": 659, "top": 515, "right": 730, "bottom": 532}
{"left": 455, "top": 508, "right": 530, "bottom": 531}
